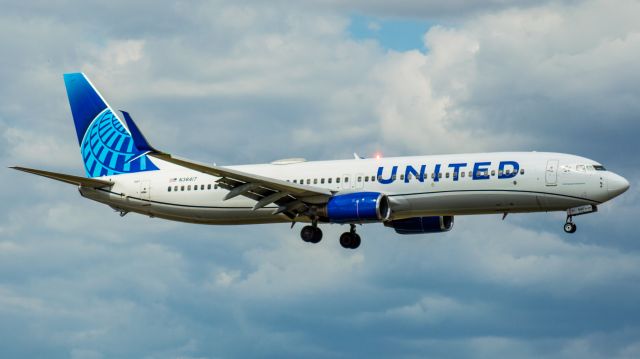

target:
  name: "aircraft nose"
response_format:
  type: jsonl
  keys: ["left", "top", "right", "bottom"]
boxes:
{"left": 608, "top": 173, "right": 630, "bottom": 199}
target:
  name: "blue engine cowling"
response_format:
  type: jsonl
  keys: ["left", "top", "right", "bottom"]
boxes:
{"left": 385, "top": 216, "right": 454, "bottom": 234}
{"left": 322, "top": 192, "right": 391, "bottom": 223}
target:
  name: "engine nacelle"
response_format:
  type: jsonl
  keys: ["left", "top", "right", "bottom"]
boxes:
{"left": 320, "top": 192, "right": 391, "bottom": 223}
{"left": 385, "top": 216, "right": 454, "bottom": 234}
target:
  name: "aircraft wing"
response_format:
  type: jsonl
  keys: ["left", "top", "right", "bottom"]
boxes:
{"left": 150, "top": 153, "right": 333, "bottom": 219}
{"left": 10, "top": 166, "right": 113, "bottom": 188}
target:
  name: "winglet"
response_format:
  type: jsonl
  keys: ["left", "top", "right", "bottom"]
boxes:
{"left": 120, "top": 110, "right": 159, "bottom": 153}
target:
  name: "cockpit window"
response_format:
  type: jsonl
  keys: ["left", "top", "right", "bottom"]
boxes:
{"left": 593, "top": 165, "right": 606, "bottom": 171}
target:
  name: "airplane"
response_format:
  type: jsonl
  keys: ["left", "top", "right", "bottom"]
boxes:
{"left": 10, "top": 73, "right": 630, "bottom": 249}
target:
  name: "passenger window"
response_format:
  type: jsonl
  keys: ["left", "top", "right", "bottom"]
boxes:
{"left": 336, "top": 177, "right": 341, "bottom": 183}
{"left": 168, "top": 186, "right": 171, "bottom": 192}
{"left": 300, "top": 179, "right": 303, "bottom": 184}
{"left": 306, "top": 179, "right": 310, "bottom": 184}
{"left": 520, "top": 169, "right": 525, "bottom": 175}
{"left": 187, "top": 185, "right": 191, "bottom": 191}
{"left": 461, "top": 172, "right": 465, "bottom": 178}
{"left": 445, "top": 172, "right": 450, "bottom": 179}
{"left": 498, "top": 170, "right": 503, "bottom": 176}
{"left": 181, "top": 186, "right": 185, "bottom": 191}
{"left": 344, "top": 177, "right": 349, "bottom": 183}
{"left": 293, "top": 180, "right": 297, "bottom": 183}
{"left": 174, "top": 186, "right": 178, "bottom": 191}
{"left": 201, "top": 185, "right": 204, "bottom": 190}
{"left": 313, "top": 179, "right": 318, "bottom": 184}
{"left": 399, "top": 174, "right": 404, "bottom": 180}
{"left": 438, "top": 173, "right": 442, "bottom": 179}
{"left": 505, "top": 170, "right": 511, "bottom": 175}
{"left": 491, "top": 170, "right": 495, "bottom": 176}
{"left": 207, "top": 184, "right": 211, "bottom": 190}
{"left": 328, "top": 178, "right": 332, "bottom": 184}
{"left": 214, "top": 185, "right": 218, "bottom": 189}
{"left": 364, "top": 176, "right": 369, "bottom": 182}
{"left": 321, "top": 178, "right": 325, "bottom": 184}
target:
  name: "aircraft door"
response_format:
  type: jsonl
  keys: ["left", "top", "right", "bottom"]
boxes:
{"left": 545, "top": 160, "right": 558, "bottom": 186}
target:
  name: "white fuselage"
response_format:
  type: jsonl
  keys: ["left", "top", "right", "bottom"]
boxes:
{"left": 79, "top": 151, "right": 627, "bottom": 225}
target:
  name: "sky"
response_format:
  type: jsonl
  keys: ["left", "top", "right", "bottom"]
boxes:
{"left": 0, "top": 0, "right": 639, "bottom": 358}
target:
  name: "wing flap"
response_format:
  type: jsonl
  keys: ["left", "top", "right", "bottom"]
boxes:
{"left": 10, "top": 166, "right": 113, "bottom": 188}
{"left": 149, "top": 153, "right": 332, "bottom": 219}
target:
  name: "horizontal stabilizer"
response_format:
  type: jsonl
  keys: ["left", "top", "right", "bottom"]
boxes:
{"left": 9, "top": 166, "right": 113, "bottom": 188}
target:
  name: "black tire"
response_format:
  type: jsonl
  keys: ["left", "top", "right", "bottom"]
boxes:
{"left": 350, "top": 233, "right": 361, "bottom": 249}
{"left": 339, "top": 232, "right": 353, "bottom": 248}
{"left": 301, "top": 225, "right": 316, "bottom": 242}
{"left": 564, "top": 223, "right": 577, "bottom": 233}
{"left": 310, "top": 227, "right": 323, "bottom": 243}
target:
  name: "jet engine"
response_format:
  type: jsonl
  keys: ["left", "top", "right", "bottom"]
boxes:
{"left": 318, "top": 192, "right": 391, "bottom": 223}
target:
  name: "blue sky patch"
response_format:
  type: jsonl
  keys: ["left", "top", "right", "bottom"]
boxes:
{"left": 348, "top": 14, "right": 433, "bottom": 52}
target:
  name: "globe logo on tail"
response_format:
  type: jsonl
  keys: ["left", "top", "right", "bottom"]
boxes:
{"left": 80, "top": 109, "right": 158, "bottom": 177}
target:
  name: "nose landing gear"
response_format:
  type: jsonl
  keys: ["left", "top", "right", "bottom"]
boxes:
{"left": 564, "top": 217, "right": 577, "bottom": 233}
{"left": 563, "top": 205, "right": 597, "bottom": 234}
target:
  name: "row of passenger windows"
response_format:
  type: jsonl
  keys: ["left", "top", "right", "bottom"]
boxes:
{"left": 166, "top": 168, "right": 526, "bottom": 192}
{"left": 168, "top": 184, "right": 218, "bottom": 192}
{"left": 285, "top": 168, "right": 525, "bottom": 184}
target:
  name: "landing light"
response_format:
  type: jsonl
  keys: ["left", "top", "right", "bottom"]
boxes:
{"left": 374, "top": 152, "right": 382, "bottom": 160}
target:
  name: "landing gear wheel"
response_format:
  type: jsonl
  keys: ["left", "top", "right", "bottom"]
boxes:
{"left": 351, "top": 233, "right": 361, "bottom": 249}
{"left": 310, "top": 227, "right": 323, "bottom": 243}
{"left": 339, "top": 232, "right": 353, "bottom": 248}
{"left": 564, "top": 222, "right": 577, "bottom": 233}
{"left": 339, "top": 232, "right": 361, "bottom": 249}
{"left": 301, "top": 225, "right": 322, "bottom": 243}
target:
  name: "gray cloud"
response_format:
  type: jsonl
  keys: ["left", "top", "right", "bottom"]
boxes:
{"left": 1, "top": 0, "right": 639, "bottom": 358}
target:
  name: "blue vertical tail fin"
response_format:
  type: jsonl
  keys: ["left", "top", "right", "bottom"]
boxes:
{"left": 63, "top": 73, "right": 159, "bottom": 178}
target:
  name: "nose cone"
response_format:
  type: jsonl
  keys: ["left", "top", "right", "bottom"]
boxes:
{"left": 608, "top": 173, "right": 630, "bottom": 199}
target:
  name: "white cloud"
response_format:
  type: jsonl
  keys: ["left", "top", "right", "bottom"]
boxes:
{"left": 3, "top": 126, "right": 79, "bottom": 169}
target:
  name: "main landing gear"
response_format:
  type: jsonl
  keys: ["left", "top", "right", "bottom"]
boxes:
{"left": 339, "top": 224, "right": 361, "bottom": 249}
{"left": 300, "top": 223, "right": 323, "bottom": 243}
{"left": 299, "top": 222, "right": 361, "bottom": 249}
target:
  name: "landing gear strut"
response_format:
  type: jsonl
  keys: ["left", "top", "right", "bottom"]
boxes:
{"left": 564, "top": 216, "right": 577, "bottom": 233}
{"left": 300, "top": 219, "right": 322, "bottom": 243}
{"left": 563, "top": 205, "right": 597, "bottom": 234}
{"left": 339, "top": 224, "right": 361, "bottom": 249}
